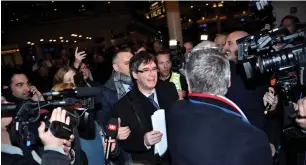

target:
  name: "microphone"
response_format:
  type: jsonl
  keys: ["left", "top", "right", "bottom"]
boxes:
{"left": 1, "top": 98, "right": 76, "bottom": 116}
{"left": 42, "top": 87, "right": 101, "bottom": 98}
{"left": 104, "top": 118, "right": 118, "bottom": 165}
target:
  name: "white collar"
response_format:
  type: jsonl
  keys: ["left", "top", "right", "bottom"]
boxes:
{"left": 141, "top": 88, "right": 156, "bottom": 98}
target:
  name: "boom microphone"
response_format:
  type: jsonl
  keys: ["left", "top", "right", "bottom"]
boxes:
{"left": 42, "top": 87, "right": 101, "bottom": 98}
{"left": 104, "top": 118, "right": 118, "bottom": 165}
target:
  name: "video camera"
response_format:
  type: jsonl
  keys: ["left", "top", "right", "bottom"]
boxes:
{"left": 169, "top": 40, "right": 186, "bottom": 71}
{"left": 1, "top": 87, "right": 101, "bottom": 148}
{"left": 237, "top": 25, "right": 306, "bottom": 103}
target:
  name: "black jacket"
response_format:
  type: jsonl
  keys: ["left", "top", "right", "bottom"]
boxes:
{"left": 167, "top": 94, "right": 273, "bottom": 165}
{"left": 111, "top": 81, "right": 178, "bottom": 164}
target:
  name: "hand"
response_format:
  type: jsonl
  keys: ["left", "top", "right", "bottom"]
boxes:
{"left": 74, "top": 47, "right": 87, "bottom": 68}
{"left": 270, "top": 143, "right": 276, "bottom": 157}
{"left": 30, "top": 86, "right": 44, "bottom": 101}
{"left": 144, "top": 131, "right": 162, "bottom": 146}
{"left": 263, "top": 87, "right": 278, "bottom": 111}
{"left": 177, "top": 90, "right": 186, "bottom": 100}
{"left": 38, "top": 107, "right": 75, "bottom": 149}
{"left": 103, "top": 139, "right": 117, "bottom": 153}
{"left": 117, "top": 118, "right": 131, "bottom": 140}
{"left": 295, "top": 97, "right": 306, "bottom": 129}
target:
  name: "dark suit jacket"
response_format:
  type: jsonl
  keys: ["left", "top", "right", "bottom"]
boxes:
{"left": 167, "top": 94, "right": 273, "bottom": 165}
{"left": 111, "top": 81, "right": 178, "bottom": 165}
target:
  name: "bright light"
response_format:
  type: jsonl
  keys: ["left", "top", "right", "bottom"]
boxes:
{"left": 16, "top": 18, "right": 18, "bottom": 21}
{"left": 146, "top": 15, "right": 150, "bottom": 19}
{"left": 190, "top": 6, "right": 193, "bottom": 8}
{"left": 206, "top": 3, "right": 208, "bottom": 6}
{"left": 218, "top": 3, "right": 223, "bottom": 7}
{"left": 188, "top": 19, "right": 192, "bottom": 22}
{"left": 49, "top": 39, "right": 52, "bottom": 42}
{"left": 108, "top": 2, "right": 110, "bottom": 4}
{"left": 27, "top": 42, "right": 31, "bottom": 44}
{"left": 89, "top": 37, "right": 92, "bottom": 40}
{"left": 11, "top": 20, "right": 13, "bottom": 22}
{"left": 40, "top": 39, "right": 44, "bottom": 41}
{"left": 202, "top": 17, "right": 205, "bottom": 20}
{"left": 53, "top": 40, "right": 56, "bottom": 42}
{"left": 169, "top": 40, "right": 177, "bottom": 46}
{"left": 61, "top": 40, "right": 64, "bottom": 42}
{"left": 31, "top": 43, "right": 35, "bottom": 45}
{"left": 71, "top": 34, "right": 75, "bottom": 36}
{"left": 221, "top": 1, "right": 224, "bottom": 3}
{"left": 79, "top": 35, "right": 82, "bottom": 38}
{"left": 59, "top": 37, "right": 63, "bottom": 39}
{"left": 54, "top": 8, "right": 57, "bottom": 11}
{"left": 213, "top": 4, "right": 217, "bottom": 7}
{"left": 82, "top": 5, "right": 84, "bottom": 7}
{"left": 74, "top": 41, "right": 77, "bottom": 43}
{"left": 66, "top": 40, "right": 69, "bottom": 42}
{"left": 201, "top": 35, "right": 208, "bottom": 41}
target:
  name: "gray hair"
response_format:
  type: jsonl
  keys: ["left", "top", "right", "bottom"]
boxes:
{"left": 185, "top": 41, "right": 230, "bottom": 96}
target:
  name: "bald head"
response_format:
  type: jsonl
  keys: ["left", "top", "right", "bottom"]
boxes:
{"left": 223, "top": 31, "right": 249, "bottom": 61}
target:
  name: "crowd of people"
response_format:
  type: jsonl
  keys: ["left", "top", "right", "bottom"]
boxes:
{"left": 1, "top": 14, "right": 306, "bottom": 165}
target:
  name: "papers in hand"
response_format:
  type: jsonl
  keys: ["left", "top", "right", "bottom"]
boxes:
{"left": 151, "top": 109, "right": 168, "bottom": 156}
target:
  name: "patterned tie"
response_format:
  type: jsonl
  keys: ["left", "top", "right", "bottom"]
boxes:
{"left": 148, "top": 93, "right": 159, "bottom": 109}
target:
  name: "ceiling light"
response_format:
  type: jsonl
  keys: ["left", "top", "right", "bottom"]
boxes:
{"left": 53, "top": 40, "right": 56, "bottom": 42}
{"left": 11, "top": 20, "right": 13, "bottom": 22}
{"left": 40, "top": 39, "right": 44, "bottom": 41}
{"left": 82, "top": 5, "right": 84, "bottom": 7}
{"left": 188, "top": 19, "right": 192, "bottom": 22}
{"left": 89, "top": 37, "right": 92, "bottom": 40}
{"left": 213, "top": 4, "right": 217, "bottom": 8}
{"left": 27, "top": 42, "right": 31, "bottom": 44}
{"left": 66, "top": 40, "right": 69, "bottom": 42}
{"left": 202, "top": 17, "right": 205, "bottom": 20}
{"left": 59, "top": 37, "right": 63, "bottom": 39}
{"left": 86, "top": 37, "right": 89, "bottom": 39}
{"left": 206, "top": 3, "right": 208, "bottom": 6}
{"left": 61, "top": 40, "right": 64, "bottom": 42}
{"left": 16, "top": 18, "right": 18, "bottom": 21}
{"left": 79, "top": 35, "right": 82, "bottom": 38}
{"left": 190, "top": 6, "right": 193, "bottom": 8}
{"left": 108, "top": 2, "right": 110, "bottom": 4}
{"left": 221, "top": 1, "right": 224, "bottom": 3}
{"left": 74, "top": 41, "right": 77, "bottom": 43}
{"left": 54, "top": 9, "right": 57, "bottom": 11}
{"left": 31, "top": 43, "right": 35, "bottom": 45}
{"left": 49, "top": 39, "right": 52, "bottom": 42}
{"left": 71, "top": 34, "right": 75, "bottom": 36}
{"left": 146, "top": 15, "right": 150, "bottom": 19}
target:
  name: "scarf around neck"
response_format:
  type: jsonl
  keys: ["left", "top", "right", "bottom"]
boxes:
{"left": 113, "top": 71, "right": 133, "bottom": 99}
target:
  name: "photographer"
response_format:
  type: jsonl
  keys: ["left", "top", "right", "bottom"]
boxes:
{"left": 1, "top": 97, "right": 74, "bottom": 165}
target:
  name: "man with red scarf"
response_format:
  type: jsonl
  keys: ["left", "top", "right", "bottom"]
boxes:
{"left": 167, "top": 41, "right": 272, "bottom": 165}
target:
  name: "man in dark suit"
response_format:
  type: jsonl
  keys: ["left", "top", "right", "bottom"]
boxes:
{"left": 167, "top": 41, "right": 272, "bottom": 165}
{"left": 111, "top": 51, "right": 178, "bottom": 165}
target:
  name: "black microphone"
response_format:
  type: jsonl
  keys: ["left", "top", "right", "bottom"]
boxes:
{"left": 42, "top": 87, "right": 101, "bottom": 98}
{"left": 1, "top": 98, "right": 76, "bottom": 116}
{"left": 104, "top": 118, "right": 118, "bottom": 165}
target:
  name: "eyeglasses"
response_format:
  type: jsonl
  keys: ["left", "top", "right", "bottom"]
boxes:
{"left": 136, "top": 67, "right": 157, "bottom": 74}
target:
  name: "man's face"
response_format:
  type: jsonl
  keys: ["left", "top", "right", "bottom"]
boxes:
{"left": 153, "top": 42, "right": 161, "bottom": 53}
{"left": 282, "top": 18, "right": 295, "bottom": 34}
{"left": 184, "top": 42, "right": 193, "bottom": 56}
{"left": 113, "top": 52, "right": 133, "bottom": 76}
{"left": 214, "top": 35, "right": 227, "bottom": 48}
{"left": 10, "top": 74, "right": 31, "bottom": 100}
{"left": 80, "top": 63, "right": 89, "bottom": 80}
{"left": 133, "top": 60, "right": 158, "bottom": 91}
{"left": 223, "top": 33, "right": 238, "bottom": 61}
{"left": 157, "top": 54, "right": 171, "bottom": 77}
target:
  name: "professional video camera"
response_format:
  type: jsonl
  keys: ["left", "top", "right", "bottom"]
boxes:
{"left": 1, "top": 87, "right": 101, "bottom": 148}
{"left": 169, "top": 40, "right": 186, "bottom": 71}
{"left": 236, "top": 24, "right": 306, "bottom": 103}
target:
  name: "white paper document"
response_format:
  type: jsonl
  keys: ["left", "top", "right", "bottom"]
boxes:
{"left": 151, "top": 109, "right": 168, "bottom": 156}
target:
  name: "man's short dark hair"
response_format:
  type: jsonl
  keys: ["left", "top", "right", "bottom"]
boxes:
{"left": 5, "top": 68, "right": 28, "bottom": 86}
{"left": 112, "top": 47, "right": 131, "bottom": 64}
{"left": 281, "top": 15, "right": 300, "bottom": 25}
{"left": 129, "top": 51, "right": 155, "bottom": 81}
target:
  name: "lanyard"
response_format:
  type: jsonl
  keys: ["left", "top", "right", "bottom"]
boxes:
{"left": 189, "top": 99, "right": 250, "bottom": 124}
